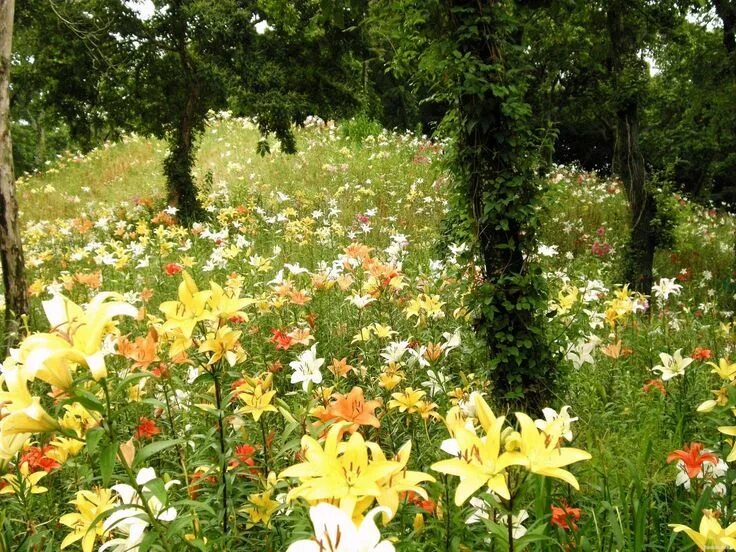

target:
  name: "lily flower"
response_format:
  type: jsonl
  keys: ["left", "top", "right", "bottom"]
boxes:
{"left": 279, "top": 423, "right": 399, "bottom": 516}
{"left": 431, "top": 395, "right": 527, "bottom": 505}
{"left": 652, "top": 349, "right": 693, "bottom": 381}
{"left": 670, "top": 510, "right": 736, "bottom": 551}
{"left": 17, "top": 293, "right": 137, "bottom": 383}
{"left": 515, "top": 412, "right": 591, "bottom": 489}
{"left": 286, "top": 503, "right": 394, "bottom": 552}
{"left": 60, "top": 487, "right": 117, "bottom": 552}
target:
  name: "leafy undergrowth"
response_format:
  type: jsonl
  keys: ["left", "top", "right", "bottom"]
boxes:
{"left": 2, "top": 115, "right": 736, "bottom": 551}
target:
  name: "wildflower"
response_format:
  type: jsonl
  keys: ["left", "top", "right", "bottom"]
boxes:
{"left": 104, "top": 467, "right": 179, "bottom": 543}
{"left": 328, "top": 357, "right": 354, "bottom": 377}
{"left": 198, "top": 326, "right": 244, "bottom": 367}
{"left": 232, "top": 444, "right": 257, "bottom": 470}
{"left": 0, "top": 462, "right": 49, "bottom": 495}
{"left": 707, "top": 358, "right": 736, "bottom": 381}
{"left": 600, "top": 340, "right": 632, "bottom": 359}
{"left": 534, "top": 406, "right": 578, "bottom": 442}
{"left": 164, "top": 263, "right": 183, "bottom": 276}
{"left": 236, "top": 375, "right": 277, "bottom": 422}
{"left": 241, "top": 489, "right": 280, "bottom": 528}
{"left": 270, "top": 329, "right": 293, "bottom": 350}
{"left": 117, "top": 329, "right": 159, "bottom": 371}
{"left": 550, "top": 503, "right": 581, "bottom": 531}
{"left": 431, "top": 396, "right": 527, "bottom": 504}
{"left": 421, "top": 369, "right": 448, "bottom": 397}
{"left": 643, "top": 379, "right": 666, "bottom": 395}
{"left": 670, "top": 510, "right": 736, "bottom": 551}
{"left": 565, "top": 337, "right": 597, "bottom": 369}
{"left": 652, "top": 349, "right": 693, "bottom": 381}
{"left": 667, "top": 443, "right": 718, "bottom": 480}
{"left": 47, "top": 436, "right": 85, "bottom": 464}
{"left": 19, "top": 445, "right": 61, "bottom": 473}
{"left": 279, "top": 424, "right": 403, "bottom": 517}
{"left": 515, "top": 412, "right": 591, "bottom": 489}
{"left": 134, "top": 417, "right": 161, "bottom": 440}
{"left": 652, "top": 278, "right": 682, "bottom": 302}
{"left": 321, "top": 387, "right": 381, "bottom": 435}
{"left": 289, "top": 344, "right": 324, "bottom": 391}
{"left": 16, "top": 292, "right": 137, "bottom": 383}
{"left": 388, "top": 388, "right": 426, "bottom": 414}
{"left": 286, "top": 503, "right": 394, "bottom": 552}
{"left": 692, "top": 347, "right": 713, "bottom": 361}
{"left": 498, "top": 509, "right": 530, "bottom": 540}
{"left": 0, "top": 361, "right": 59, "bottom": 444}
{"left": 60, "top": 487, "right": 117, "bottom": 552}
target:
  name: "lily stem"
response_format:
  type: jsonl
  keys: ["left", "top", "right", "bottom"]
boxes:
{"left": 212, "top": 361, "right": 229, "bottom": 534}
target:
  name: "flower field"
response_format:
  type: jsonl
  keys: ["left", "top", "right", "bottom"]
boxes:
{"left": 3, "top": 116, "right": 736, "bottom": 551}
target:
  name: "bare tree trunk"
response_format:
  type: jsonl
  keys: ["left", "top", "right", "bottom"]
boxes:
{"left": 0, "top": 0, "right": 27, "bottom": 351}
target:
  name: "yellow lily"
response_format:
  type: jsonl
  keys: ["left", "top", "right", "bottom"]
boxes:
{"left": 515, "top": 412, "right": 591, "bottom": 489}
{"left": 0, "top": 360, "right": 59, "bottom": 446}
{"left": 198, "top": 326, "right": 243, "bottom": 367}
{"left": 432, "top": 396, "right": 527, "bottom": 505}
{"left": 279, "top": 423, "right": 400, "bottom": 517}
{"left": 236, "top": 379, "right": 277, "bottom": 422}
{"left": 368, "top": 439, "right": 435, "bottom": 520}
{"left": 0, "top": 462, "right": 49, "bottom": 495}
{"left": 717, "top": 426, "right": 736, "bottom": 462}
{"left": 207, "top": 281, "right": 253, "bottom": 320}
{"left": 60, "top": 487, "right": 117, "bottom": 552}
{"left": 708, "top": 358, "right": 736, "bottom": 381}
{"left": 16, "top": 293, "right": 137, "bottom": 383}
{"left": 160, "top": 271, "right": 213, "bottom": 341}
{"left": 670, "top": 510, "right": 736, "bottom": 551}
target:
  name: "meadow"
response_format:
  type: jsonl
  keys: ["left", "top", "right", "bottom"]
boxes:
{"left": 2, "top": 114, "right": 736, "bottom": 551}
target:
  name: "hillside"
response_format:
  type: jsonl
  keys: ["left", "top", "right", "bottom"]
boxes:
{"left": 6, "top": 116, "right": 736, "bottom": 549}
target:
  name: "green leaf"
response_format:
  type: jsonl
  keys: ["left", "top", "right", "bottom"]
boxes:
{"left": 86, "top": 427, "right": 105, "bottom": 456}
{"left": 134, "top": 439, "right": 183, "bottom": 467}
{"left": 70, "top": 388, "right": 106, "bottom": 413}
{"left": 100, "top": 441, "right": 117, "bottom": 486}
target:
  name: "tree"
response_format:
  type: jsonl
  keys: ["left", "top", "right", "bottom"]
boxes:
{"left": 713, "top": 0, "right": 736, "bottom": 59}
{"left": 389, "top": 0, "right": 554, "bottom": 407}
{"left": 606, "top": 0, "right": 657, "bottom": 293}
{"left": 0, "top": 0, "right": 28, "bottom": 350}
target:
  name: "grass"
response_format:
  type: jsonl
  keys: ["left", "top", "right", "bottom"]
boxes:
{"left": 6, "top": 115, "right": 736, "bottom": 550}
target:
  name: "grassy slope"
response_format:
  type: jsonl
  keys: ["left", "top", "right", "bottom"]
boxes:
{"left": 13, "top": 118, "right": 736, "bottom": 547}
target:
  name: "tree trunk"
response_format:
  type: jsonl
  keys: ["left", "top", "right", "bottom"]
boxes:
{"left": 164, "top": 80, "right": 202, "bottom": 224}
{"left": 0, "top": 0, "right": 28, "bottom": 351}
{"left": 164, "top": 1, "right": 203, "bottom": 225}
{"left": 453, "top": 0, "right": 553, "bottom": 408}
{"left": 713, "top": 0, "right": 736, "bottom": 59}
{"left": 607, "top": 1, "right": 656, "bottom": 294}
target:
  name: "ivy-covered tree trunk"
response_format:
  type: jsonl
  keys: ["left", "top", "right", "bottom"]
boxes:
{"left": 164, "top": 80, "right": 203, "bottom": 225}
{"left": 0, "top": 0, "right": 28, "bottom": 350}
{"left": 163, "top": 0, "right": 204, "bottom": 225}
{"left": 452, "top": 1, "right": 553, "bottom": 407}
{"left": 607, "top": 1, "right": 656, "bottom": 294}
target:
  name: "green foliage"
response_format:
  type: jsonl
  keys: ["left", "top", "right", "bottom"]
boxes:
{"left": 340, "top": 114, "right": 383, "bottom": 144}
{"left": 389, "top": 1, "right": 554, "bottom": 406}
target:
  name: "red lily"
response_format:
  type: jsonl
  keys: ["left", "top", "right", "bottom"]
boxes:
{"left": 666, "top": 443, "right": 718, "bottom": 479}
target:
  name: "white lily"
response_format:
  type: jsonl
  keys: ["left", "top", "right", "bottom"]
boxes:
{"left": 289, "top": 344, "right": 324, "bottom": 391}
{"left": 652, "top": 349, "right": 693, "bottom": 381}
{"left": 286, "top": 503, "right": 394, "bottom": 552}
{"left": 535, "top": 406, "right": 578, "bottom": 442}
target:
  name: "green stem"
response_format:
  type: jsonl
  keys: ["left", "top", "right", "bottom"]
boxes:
{"left": 212, "top": 362, "right": 229, "bottom": 534}
{"left": 444, "top": 475, "right": 452, "bottom": 552}
{"left": 260, "top": 416, "right": 270, "bottom": 474}
{"left": 100, "top": 378, "right": 176, "bottom": 552}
